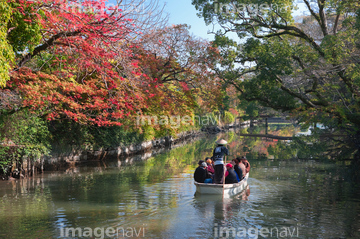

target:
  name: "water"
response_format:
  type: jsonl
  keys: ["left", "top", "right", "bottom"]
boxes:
{"left": 1, "top": 126, "right": 360, "bottom": 238}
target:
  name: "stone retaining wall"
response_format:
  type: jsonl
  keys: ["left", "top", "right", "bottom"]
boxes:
{"left": 7, "top": 122, "right": 250, "bottom": 178}
{"left": 41, "top": 129, "right": 203, "bottom": 171}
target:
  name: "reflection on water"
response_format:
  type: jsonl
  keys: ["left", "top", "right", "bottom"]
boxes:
{"left": 1, "top": 126, "right": 360, "bottom": 238}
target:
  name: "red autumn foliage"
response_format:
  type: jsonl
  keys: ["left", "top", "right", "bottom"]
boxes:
{"left": 7, "top": 0, "right": 150, "bottom": 126}
{"left": 9, "top": 68, "right": 147, "bottom": 126}
{"left": 6, "top": 1, "right": 222, "bottom": 128}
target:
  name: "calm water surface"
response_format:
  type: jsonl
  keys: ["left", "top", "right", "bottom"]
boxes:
{"left": 1, "top": 127, "right": 360, "bottom": 238}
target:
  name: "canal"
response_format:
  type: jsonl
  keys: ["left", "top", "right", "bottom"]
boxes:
{"left": 1, "top": 125, "right": 360, "bottom": 238}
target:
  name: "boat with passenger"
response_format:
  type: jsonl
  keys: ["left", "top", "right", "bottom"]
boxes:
{"left": 194, "top": 173, "right": 249, "bottom": 198}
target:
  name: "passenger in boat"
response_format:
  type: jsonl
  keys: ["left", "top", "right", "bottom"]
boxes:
{"left": 205, "top": 157, "right": 215, "bottom": 175}
{"left": 194, "top": 162, "right": 210, "bottom": 183}
{"left": 225, "top": 163, "right": 238, "bottom": 184}
{"left": 236, "top": 157, "right": 247, "bottom": 178}
{"left": 201, "top": 159, "right": 213, "bottom": 181}
{"left": 232, "top": 158, "right": 243, "bottom": 181}
{"left": 241, "top": 156, "right": 251, "bottom": 173}
{"left": 212, "top": 139, "right": 229, "bottom": 184}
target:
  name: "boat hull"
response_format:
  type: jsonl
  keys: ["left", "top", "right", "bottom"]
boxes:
{"left": 194, "top": 173, "right": 249, "bottom": 198}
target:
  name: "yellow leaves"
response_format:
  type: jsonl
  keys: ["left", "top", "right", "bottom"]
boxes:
{"left": 0, "top": 0, "right": 14, "bottom": 87}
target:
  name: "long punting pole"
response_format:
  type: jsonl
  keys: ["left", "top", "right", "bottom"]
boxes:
{"left": 222, "top": 154, "right": 226, "bottom": 199}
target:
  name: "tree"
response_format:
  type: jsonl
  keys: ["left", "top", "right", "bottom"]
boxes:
{"left": 2, "top": 1, "right": 222, "bottom": 135}
{"left": 192, "top": 0, "right": 360, "bottom": 134}
{"left": 131, "top": 24, "right": 224, "bottom": 134}
{"left": 4, "top": 0, "right": 160, "bottom": 126}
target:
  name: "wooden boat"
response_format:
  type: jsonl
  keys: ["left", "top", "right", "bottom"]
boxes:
{"left": 194, "top": 173, "right": 249, "bottom": 198}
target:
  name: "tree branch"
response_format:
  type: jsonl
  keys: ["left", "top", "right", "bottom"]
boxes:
{"left": 16, "top": 30, "right": 81, "bottom": 68}
{"left": 333, "top": 13, "right": 340, "bottom": 34}
{"left": 318, "top": 0, "right": 329, "bottom": 36}
{"left": 303, "top": 0, "right": 321, "bottom": 24}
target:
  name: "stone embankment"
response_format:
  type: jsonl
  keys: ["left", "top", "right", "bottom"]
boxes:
{"left": 5, "top": 121, "right": 251, "bottom": 179}
{"left": 42, "top": 129, "right": 204, "bottom": 171}
{"left": 42, "top": 121, "right": 252, "bottom": 171}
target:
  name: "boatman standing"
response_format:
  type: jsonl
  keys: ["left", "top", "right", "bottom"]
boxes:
{"left": 212, "top": 139, "right": 229, "bottom": 184}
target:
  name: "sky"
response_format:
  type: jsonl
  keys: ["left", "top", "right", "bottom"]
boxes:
{"left": 106, "top": 0, "right": 215, "bottom": 40}
{"left": 157, "top": 0, "right": 216, "bottom": 40}
{"left": 109, "top": 0, "right": 309, "bottom": 42}
{"left": 153, "top": 0, "right": 308, "bottom": 41}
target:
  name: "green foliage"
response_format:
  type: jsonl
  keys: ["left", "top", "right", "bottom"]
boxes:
{"left": 193, "top": 0, "right": 360, "bottom": 138}
{"left": 0, "top": 0, "right": 14, "bottom": 86}
{"left": 142, "top": 125, "right": 156, "bottom": 141}
{"left": 7, "top": 0, "right": 43, "bottom": 55}
{"left": 267, "top": 140, "right": 298, "bottom": 160}
{"left": 0, "top": 0, "right": 43, "bottom": 86}
{"left": 223, "top": 110, "right": 235, "bottom": 124}
{"left": 48, "top": 121, "right": 145, "bottom": 151}
{"left": 245, "top": 101, "right": 259, "bottom": 119}
{"left": 356, "top": 9, "right": 360, "bottom": 30}
{"left": 47, "top": 120, "right": 93, "bottom": 152}
{"left": 0, "top": 110, "right": 50, "bottom": 174}
{"left": 226, "top": 130, "right": 235, "bottom": 143}
{"left": 0, "top": 146, "right": 11, "bottom": 174}
{"left": 204, "top": 112, "right": 220, "bottom": 126}
{"left": 90, "top": 126, "right": 144, "bottom": 149}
